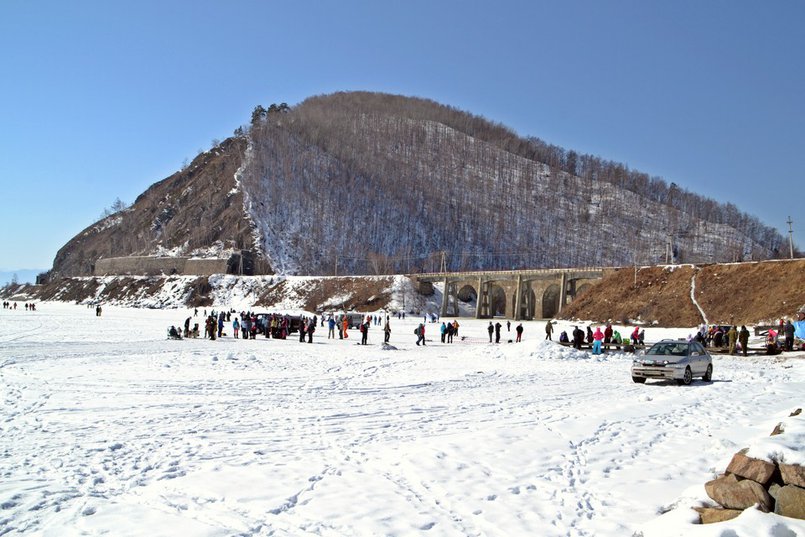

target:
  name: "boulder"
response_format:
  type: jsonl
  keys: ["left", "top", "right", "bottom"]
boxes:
{"left": 769, "top": 483, "right": 782, "bottom": 500}
{"left": 693, "top": 506, "right": 743, "bottom": 524}
{"left": 725, "top": 448, "right": 777, "bottom": 485}
{"left": 705, "top": 473, "right": 773, "bottom": 511}
{"left": 774, "top": 485, "right": 805, "bottom": 519}
{"left": 779, "top": 463, "right": 805, "bottom": 488}
{"left": 770, "top": 422, "right": 785, "bottom": 436}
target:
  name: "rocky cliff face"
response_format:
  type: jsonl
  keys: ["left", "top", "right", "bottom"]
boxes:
{"left": 49, "top": 137, "right": 259, "bottom": 278}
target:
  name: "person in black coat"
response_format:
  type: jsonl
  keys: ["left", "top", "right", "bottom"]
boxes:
{"left": 572, "top": 326, "right": 584, "bottom": 350}
{"left": 361, "top": 321, "right": 369, "bottom": 345}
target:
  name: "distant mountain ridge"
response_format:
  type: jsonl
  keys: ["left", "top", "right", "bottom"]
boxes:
{"left": 0, "top": 269, "right": 45, "bottom": 286}
{"left": 45, "top": 91, "right": 791, "bottom": 279}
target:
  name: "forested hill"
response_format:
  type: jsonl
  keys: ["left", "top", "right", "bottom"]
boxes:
{"left": 242, "top": 91, "right": 787, "bottom": 274}
{"left": 49, "top": 91, "right": 789, "bottom": 278}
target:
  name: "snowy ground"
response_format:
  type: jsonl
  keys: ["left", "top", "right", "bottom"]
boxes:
{"left": 1, "top": 303, "right": 803, "bottom": 537}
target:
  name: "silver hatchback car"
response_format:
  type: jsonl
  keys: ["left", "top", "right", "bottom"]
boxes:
{"left": 631, "top": 340, "right": 713, "bottom": 385}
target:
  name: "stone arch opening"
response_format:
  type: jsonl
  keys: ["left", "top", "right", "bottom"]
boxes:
{"left": 542, "top": 284, "right": 561, "bottom": 318}
{"left": 490, "top": 285, "right": 507, "bottom": 316}
{"left": 457, "top": 284, "right": 477, "bottom": 304}
{"left": 520, "top": 288, "right": 537, "bottom": 320}
{"left": 576, "top": 283, "right": 592, "bottom": 297}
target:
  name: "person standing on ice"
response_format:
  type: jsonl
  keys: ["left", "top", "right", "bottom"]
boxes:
{"left": 440, "top": 322, "right": 447, "bottom": 343}
{"left": 383, "top": 318, "right": 391, "bottom": 343}
{"left": 233, "top": 317, "right": 240, "bottom": 339}
{"left": 727, "top": 325, "right": 738, "bottom": 354}
{"left": 592, "top": 326, "right": 604, "bottom": 355}
{"left": 487, "top": 322, "right": 494, "bottom": 343}
{"left": 572, "top": 326, "right": 584, "bottom": 349}
{"left": 784, "top": 320, "right": 795, "bottom": 352}
{"left": 631, "top": 326, "right": 640, "bottom": 345}
{"left": 415, "top": 323, "right": 426, "bottom": 346}
{"left": 328, "top": 316, "right": 336, "bottom": 339}
{"left": 494, "top": 322, "right": 502, "bottom": 343}
{"left": 342, "top": 316, "right": 349, "bottom": 339}
{"left": 604, "top": 323, "right": 613, "bottom": 345}
{"left": 360, "top": 320, "right": 369, "bottom": 345}
{"left": 307, "top": 318, "right": 315, "bottom": 343}
{"left": 545, "top": 321, "right": 553, "bottom": 340}
{"left": 739, "top": 325, "right": 750, "bottom": 356}
{"left": 207, "top": 316, "right": 216, "bottom": 340}
{"left": 515, "top": 323, "right": 524, "bottom": 343}
{"left": 241, "top": 316, "right": 250, "bottom": 339}
{"left": 299, "top": 319, "right": 307, "bottom": 343}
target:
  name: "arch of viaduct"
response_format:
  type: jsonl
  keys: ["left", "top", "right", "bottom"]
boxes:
{"left": 412, "top": 268, "right": 608, "bottom": 320}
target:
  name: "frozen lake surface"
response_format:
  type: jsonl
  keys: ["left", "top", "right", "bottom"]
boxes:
{"left": 1, "top": 303, "right": 803, "bottom": 536}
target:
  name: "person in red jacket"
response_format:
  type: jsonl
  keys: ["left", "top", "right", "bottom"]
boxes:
{"left": 604, "top": 323, "right": 613, "bottom": 346}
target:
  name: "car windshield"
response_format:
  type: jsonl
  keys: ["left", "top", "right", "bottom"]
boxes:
{"left": 646, "top": 342, "right": 689, "bottom": 357}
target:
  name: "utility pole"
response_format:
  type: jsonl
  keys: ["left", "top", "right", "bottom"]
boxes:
{"left": 787, "top": 216, "right": 794, "bottom": 259}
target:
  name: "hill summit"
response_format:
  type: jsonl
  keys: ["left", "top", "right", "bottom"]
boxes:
{"left": 46, "top": 91, "right": 790, "bottom": 280}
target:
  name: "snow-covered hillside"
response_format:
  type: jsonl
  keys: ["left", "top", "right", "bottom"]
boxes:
{"left": 1, "top": 304, "right": 803, "bottom": 536}
{"left": 240, "top": 93, "right": 786, "bottom": 276}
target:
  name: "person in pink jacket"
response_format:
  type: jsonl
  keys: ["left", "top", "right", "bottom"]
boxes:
{"left": 592, "top": 326, "right": 605, "bottom": 355}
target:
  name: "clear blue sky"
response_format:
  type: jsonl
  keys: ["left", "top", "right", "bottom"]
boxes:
{"left": 1, "top": 0, "right": 803, "bottom": 275}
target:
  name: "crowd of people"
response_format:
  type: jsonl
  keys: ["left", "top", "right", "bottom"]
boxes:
{"left": 161, "top": 305, "right": 805, "bottom": 354}
{"left": 168, "top": 310, "right": 401, "bottom": 345}
{"left": 556, "top": 323, "right": 643, "bottom": 355}
{"left": 688, "top": 317, "right": 804, "bottom": 355}
{"left": 2, "top": 301, "right": 36, "bottom": 310}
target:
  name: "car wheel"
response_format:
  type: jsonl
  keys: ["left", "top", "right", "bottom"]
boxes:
{"left": 632, "top": 376, "right": 646, "bottom": 384}
{"left": 703, "top": 364, "right": 712, "bottom": 382}
{"left": 677, "top": 367, "right": 693, "bottom": 386}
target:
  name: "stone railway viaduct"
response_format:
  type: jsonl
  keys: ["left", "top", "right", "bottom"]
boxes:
{"left": 413, "top": 267, "right": 613, "bottom": 320}
{"left": 91, "top": 253, "right": 610, "bottom": 321}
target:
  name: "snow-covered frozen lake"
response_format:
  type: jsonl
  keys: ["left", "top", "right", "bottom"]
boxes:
{"left": 1, "top": 303, "right": 803, "bottom": 536}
